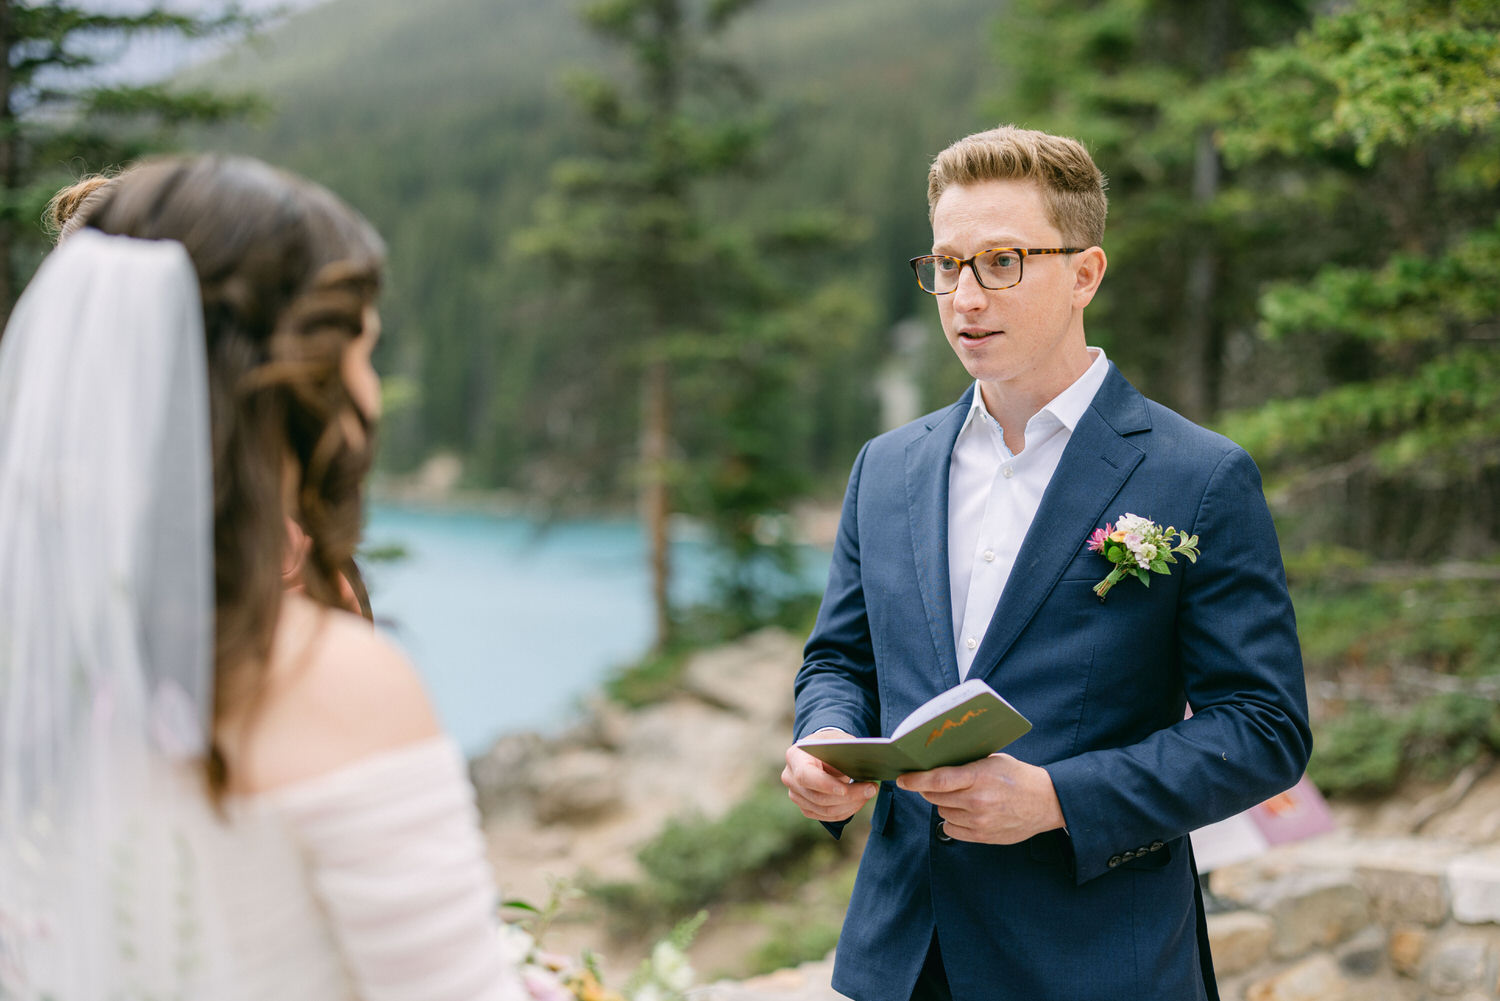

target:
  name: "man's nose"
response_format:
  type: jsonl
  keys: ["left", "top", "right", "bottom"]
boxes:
{"left": 952, "top": 262, "right": 988, "bottom": 310}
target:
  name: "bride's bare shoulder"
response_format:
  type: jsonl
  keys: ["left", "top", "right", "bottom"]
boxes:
{"left": 223, "top": 593, "right": 443, "bottom": 795}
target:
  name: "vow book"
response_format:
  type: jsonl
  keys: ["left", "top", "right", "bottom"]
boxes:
{"left": 796, "top": 678, "right": 1032, "bottom": 781}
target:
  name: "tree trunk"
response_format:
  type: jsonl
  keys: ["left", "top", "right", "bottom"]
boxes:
{"left": 641, "top": 355, "right": 672, "bottom": 651}
{"left": 1176, "top": 0, "right": 1229, "bottom": 419}
{"left": 1179, "top": 127, "right": 1222, "bottom": 419}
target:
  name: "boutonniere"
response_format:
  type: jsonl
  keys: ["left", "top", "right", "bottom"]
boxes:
{"left": 1087, "top": 513, "right": 1200, "bottom": 601}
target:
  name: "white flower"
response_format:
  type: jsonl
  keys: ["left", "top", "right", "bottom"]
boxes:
{"left": 650, "top": 941, "right": 694, "bottom": 993}
{"left": 632, "top": 984, "right": 665, "bottom": 1001}
{"left": 1114, "top": 513, "right": 1152, "bottom": 535}
{"left": 1125, "top": 538, "right": 1158, "bottom": 569}
{"left": 497, "top": 923, "right": 536, "bottom": 967}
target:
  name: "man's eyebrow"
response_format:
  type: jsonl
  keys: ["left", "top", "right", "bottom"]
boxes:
{"left": 929, "top": 238, "right": 1027, "bottom": 254}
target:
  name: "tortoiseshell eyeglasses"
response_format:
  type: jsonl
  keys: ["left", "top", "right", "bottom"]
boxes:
{"left": 908, "top": 247, "right": 1084, "bottom": 294}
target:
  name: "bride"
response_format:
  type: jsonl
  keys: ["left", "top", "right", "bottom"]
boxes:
{"left": 0, "top": 156, "right": 526, "bottom": 999}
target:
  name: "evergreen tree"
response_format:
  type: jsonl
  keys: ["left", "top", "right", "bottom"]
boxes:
{"left": 989, "top": 0, "right": 1315, "bottom": 419}
{"left": 0, "top": 0, "right": 259, "bottom": 326}
{"left": 1209, "top": 0, "right": 1500, "bottom": 557}
{"left": 514, "top": 0, "right": 851, "bottom": 647}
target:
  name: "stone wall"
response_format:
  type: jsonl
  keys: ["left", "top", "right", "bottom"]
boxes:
{"left": 1207, "top": 836, "right": 1500, "bottom": 1001}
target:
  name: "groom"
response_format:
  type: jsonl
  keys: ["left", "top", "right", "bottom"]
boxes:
{"left": 782, "top": 126, "right": 1311, "bottom": 1001}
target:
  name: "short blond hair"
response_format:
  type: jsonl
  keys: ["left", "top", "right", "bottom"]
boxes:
{"left": 927, "top": 125, "right": 1108, "bottom": 248}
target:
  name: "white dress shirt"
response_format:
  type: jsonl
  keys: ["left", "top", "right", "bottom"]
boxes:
{"left": 948, "top": 348, "right": 1110, "bottom": 680}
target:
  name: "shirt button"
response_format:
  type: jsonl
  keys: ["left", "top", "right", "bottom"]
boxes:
{"left": 982, "top": 550, "right": 995, "bottom": 562}
{"left": 965, "top": 637, "right": 978, "bottom": 650}
{"left": 1002, "top": 467, "right": 1015, "bottom": 479}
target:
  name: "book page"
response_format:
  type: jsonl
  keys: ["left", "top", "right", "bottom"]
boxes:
{"left": 891, "top": 678, "right": 1000, "bottom": 739}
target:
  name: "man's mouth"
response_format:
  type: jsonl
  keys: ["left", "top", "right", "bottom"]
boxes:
{"left": 958, "top": 329, "right": 1000, "bottom": 341}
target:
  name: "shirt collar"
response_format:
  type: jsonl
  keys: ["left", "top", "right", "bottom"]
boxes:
{"left": 958, "top": 346, "right": 1110, "bottom": 439}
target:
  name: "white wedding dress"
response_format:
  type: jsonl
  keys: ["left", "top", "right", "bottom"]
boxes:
{"left": 170, "top": 736, "right": 525, "bottom": 1001}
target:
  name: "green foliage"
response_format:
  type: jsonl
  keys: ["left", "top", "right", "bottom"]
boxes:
{"left": 511, "top": 0, "right": 788, "bottom": 646}
{"left": 989, "top": 0, "right": 1321, "bottom": 419}
{"left": 1310, "top": 695, "right": 1500, "bottom": 797}
{"left": 748, "top": 917, "right": 840, "bottom": 976}
{"left": 1210, "top": 0, "right": 1500, "bottom": 167}
{"left": 1289, "top": 551, "right": 1500, "bottom": 796}
{"left": 1286, "top": 552, "right": 1500, "bottom": 676}
{"left": 0, "top": 1, "right": 262, "bottom": 319}
{"left": 1205, "top": 0, "right": 1500, "bottom": 558}
{"left": 1307, "top": 701, "right": 1407, "bottom": 796}
{"left": 603, "top": 640, "right": 695, "bottom": 709}
{"left": 588, "top": 776, "right": 834, "bottom": 930}
{"left": 195, "top": 0, "right": 997, "bottom": 503}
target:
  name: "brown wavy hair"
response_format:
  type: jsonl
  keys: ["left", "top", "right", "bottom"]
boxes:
{"left": 83, "top": 155, "right": 385, "bottom": 797}
{"left": 43, "top": 172, "right": 119, "bottom": 243}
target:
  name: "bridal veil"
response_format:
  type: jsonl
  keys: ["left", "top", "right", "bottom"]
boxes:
{"left": 0, "top": 231, "right": 226, "bottom": 997}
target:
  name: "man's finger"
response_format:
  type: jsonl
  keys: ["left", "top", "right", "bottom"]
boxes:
{"left": 896, "top": 763, "right": 972, "bottom": 795}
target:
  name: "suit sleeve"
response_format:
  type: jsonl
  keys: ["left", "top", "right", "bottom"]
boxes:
{"left": 794, "top": 442, "right": 880, "bottom": 744}
{"left": 1045, "top": 446, "right": 1313, "bottom": 884}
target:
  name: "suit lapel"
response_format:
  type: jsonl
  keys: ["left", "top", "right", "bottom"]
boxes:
{"left": 970, "top": 367, "right": 1151, "bottom": 680}
{"left": 904, "top": 387, "right": 972, "bottom": 686}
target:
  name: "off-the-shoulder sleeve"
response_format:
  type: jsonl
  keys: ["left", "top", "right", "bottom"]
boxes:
{"left": 261, "top": 737, "right": 527, "bottom": 1001}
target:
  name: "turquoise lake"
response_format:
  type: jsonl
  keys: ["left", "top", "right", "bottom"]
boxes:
{"left": 362, "top": 503, "right": 829, "bottom": 756}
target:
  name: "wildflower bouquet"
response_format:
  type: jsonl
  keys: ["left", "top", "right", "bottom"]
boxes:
{"left": 1087, "top": 513, "right": 1200, "bottom": 601}
{"left": 500, "top": 886, "right": 701, "bottom": 1001}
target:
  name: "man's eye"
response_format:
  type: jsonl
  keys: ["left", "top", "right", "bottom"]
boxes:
{"left": 935, "top": 258, "right": 960, "bottom": 272}
{"left": 989, "top": 252, "right": 1020, "bottom": 268}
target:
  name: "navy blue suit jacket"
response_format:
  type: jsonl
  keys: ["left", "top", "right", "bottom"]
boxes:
{"left": 794, "top": 366, "right": 1311, "bottom": 1001}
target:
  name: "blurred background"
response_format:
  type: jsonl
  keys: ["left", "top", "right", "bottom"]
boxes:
{"left": 3, "top": 0, "right": 1497, "bottom": 987}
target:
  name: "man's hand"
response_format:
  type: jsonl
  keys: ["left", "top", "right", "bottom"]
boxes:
{"left": 782, "top": 728, "right": 878, "bottom": 823}
{"left": 897, "top": 753, "right": 1064, "bottom": 844}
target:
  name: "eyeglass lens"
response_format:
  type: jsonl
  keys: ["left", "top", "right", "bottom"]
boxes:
{"left": 916, "top": 250, "right": 1022, "bottom": 293}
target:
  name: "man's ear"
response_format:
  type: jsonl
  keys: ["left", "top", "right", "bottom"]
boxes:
{"left": 1071, "top": 246, "right": 1107, "bottom": 309}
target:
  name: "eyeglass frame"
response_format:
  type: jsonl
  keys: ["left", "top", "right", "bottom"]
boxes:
{"left": 908, "top": 247, "right": 1085, "bottom": 294}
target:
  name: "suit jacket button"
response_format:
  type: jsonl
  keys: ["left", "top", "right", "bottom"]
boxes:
{"left": 936, "top": 820, "right": 953, "bottom": 843}
{"left": 1150, "top": 841, "right": 1165, "bottom": 852}
{"left": 1107, "top": 855, "right": 1123, "bottom": 868}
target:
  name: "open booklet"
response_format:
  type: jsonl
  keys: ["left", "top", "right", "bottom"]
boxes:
{"left": 795, "top": 678, "right": 1032, "bottom": 781}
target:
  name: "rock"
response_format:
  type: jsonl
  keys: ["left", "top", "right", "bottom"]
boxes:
{"left": 1449, "top": 847, "right": 1500, "bottom": 925}
{"left": 1357, "top": 854, "right": 1452, "bottom": 927}
{"left": 1242, "top": 868, "right": 1371, "bottom": 959}
{"left": 1422, "top": 935, "right": 1496, "bottom": 996}
{"left": 1335, "top": 925, "right": 1386, "bottom": 978}
{"left": 1388, "top": 925, "right": 1428, "bottom": 978}
{"left": 558, "top": 693, "right": 632, "bottom": 751}
{"left": 1247, "top": 954, "right": 1348, "bottom": 1001}
{"left": 471, "top": 730, "right": 547, "bottom": 816}
{"left": 1209, "top": 910, "right": 1274, "bottom": 975}
{"left": 531, "top": 748, "right": 625, "bottom": 825}
{"left": 680, "top": 628, "right": 801, "bottom": 723}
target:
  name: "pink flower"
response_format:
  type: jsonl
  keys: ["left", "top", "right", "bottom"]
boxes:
{"left": 1087, "top": 525, "right": 1111, "bottom": 553}
{"left": 521, "top": 967, "right": 573, "bottom": 1001}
